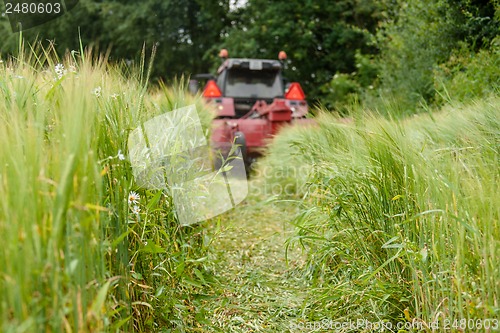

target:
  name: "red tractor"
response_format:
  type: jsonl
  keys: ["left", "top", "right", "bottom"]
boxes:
{"left": 195, "top": 49, "right": 314, "bottom": 171}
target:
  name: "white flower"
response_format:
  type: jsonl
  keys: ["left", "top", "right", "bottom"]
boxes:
{"left": 131, "top": 205, "right": 141, "bottom": 215}
{"left": 110, "top": 93, "right": 119, "bottom": 100}
{"left": 54, "top": 63, "right": 66, "bottom": 79}
{"left": 92, "top": 86, "right": 102, "bottom": 97}
{"left": 128, "top": 191, "right": 140, "bottom": 205}
{"left": 117, "top": 150, "right": 125, "bottom": 161}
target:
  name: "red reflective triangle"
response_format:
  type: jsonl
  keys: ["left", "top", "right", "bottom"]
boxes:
{"left": 285, "top": 82, "right": 305, "bottom": 100}
{"left": 203, "top": 80, "right": 222, "bottom": 98}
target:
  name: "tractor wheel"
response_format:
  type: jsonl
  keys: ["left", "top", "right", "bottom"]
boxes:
{"left": 233, "top": 131, "right": 247, "bottom": 160}
{"left": 233, "top": 131, "right": 250, "bottom": 177}
{"left": 213, "top": 132, "right": 249, "bottom": 177}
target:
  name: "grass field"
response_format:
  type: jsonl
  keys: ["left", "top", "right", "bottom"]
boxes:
{"left": 1, "top": 47, "right": 498, "bottom": 332}
{"left": 0, "top": 47, "right": 216, "bottom": 332}
{"left": 257, "top": 99, "right": 500, "bottom": 330}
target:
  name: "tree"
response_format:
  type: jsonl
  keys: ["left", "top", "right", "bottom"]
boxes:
{"left": 374, "top": 0, "right": 499, "bottom": 112}
{"left": 217, "top": 0, "right": 383, "bottom": 102}
{"left": 0, "top": 0, "right": 231, "bottom": 80}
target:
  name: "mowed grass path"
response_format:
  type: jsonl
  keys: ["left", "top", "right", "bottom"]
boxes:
{"left": 205, "top": 180, "right": 310, "bottom": 332}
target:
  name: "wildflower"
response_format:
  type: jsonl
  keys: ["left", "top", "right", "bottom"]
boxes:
{"left": 131, "top": 205, "right": 141, "bottom": 215}
{"left": 54, "top": 63, "right": 66, "bottom": 79}
{"left": 128, "top": 191, "right": 140, "bottom": 205}
{"left": 420, "top": 243, "right": 428, "bottom": 263}
{"left": 117, "top": 150, "right": 125, "bottom": 161}
{"left": 92, "top": 86, "right": 102, "bottom": 97}
{"left": 110, "top": 93, "right": 119, "bottom": 100}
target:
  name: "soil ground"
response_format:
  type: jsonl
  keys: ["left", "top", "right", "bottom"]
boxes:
{"left": 205, "top": 180, "right": 311, "bottom": 332}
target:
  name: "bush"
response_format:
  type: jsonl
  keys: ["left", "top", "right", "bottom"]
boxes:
{"left": 343, "top": 0, "right": 500, "bottom": 115}
{"left": 434, "top": 37, "right": 500, "bottom": 103}
{"left": 320, "top": 73, "right": 360, "bottom": 114}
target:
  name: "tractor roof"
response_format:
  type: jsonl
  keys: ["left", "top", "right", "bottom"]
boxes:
{"left": 217, "top": 58, "right": 282, "bottom": 74}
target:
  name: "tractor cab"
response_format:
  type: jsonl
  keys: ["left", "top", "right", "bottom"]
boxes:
{"left": 215, "top": 58, "right": 285, "bottom": 117}
{"left": 198, "top": 49, "right": 313, "bottom": 171}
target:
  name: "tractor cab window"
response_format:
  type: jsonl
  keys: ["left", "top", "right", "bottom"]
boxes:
{"left": 224, "top": 68, "right": 283, "bottom": 99}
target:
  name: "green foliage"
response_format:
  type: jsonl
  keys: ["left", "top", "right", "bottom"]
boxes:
{"left": 320, "top": 51, "right": 379, "bottom": 112}
{"left": 374, "top": 0, "right": 457, "bottom": 111}
{"left": 320, "top": 73, "right": 360, "bottom": 113}
{"left": 218, "top": 0, "right": 382, "bottom": 103}
{"left": 0, "top": 0, "right": 232, "bottom": 80}
{"left": 443, "top": 0, "right": 500, "bottom": 50}
{"left": 256, "top": 99, "right": 500, "bottom": 325}
{"left": 0, "top": 46, "right": 216, "bottom": 332}
{"left": 1, "top": 0, "right": 497, "bottom": 110}
{"left": 434, "top": 38, "right": 500, "bottom": 102}
{"left": 369, "top": 0, "right": 500, "bottom": 114}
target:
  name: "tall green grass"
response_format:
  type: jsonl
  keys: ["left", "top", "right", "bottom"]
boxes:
{"left": 0, "top": 46, "right": 215, "bottom": 332}
{"left": 257, "top": 99, "right": 499, "bottom": 328}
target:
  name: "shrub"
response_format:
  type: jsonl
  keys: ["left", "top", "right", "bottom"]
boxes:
{"left": 434, "top": 37, "right": 500, "bottom": 103}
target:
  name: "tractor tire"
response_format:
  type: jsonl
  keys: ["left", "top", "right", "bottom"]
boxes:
{"left": 233, "top": 131, "right": 247, "bottom": 161}
{"left": 232, "top": 131, "right": 250, "bottom": 177}
{"left": 212, "top": 132, "right": 248, "bottom": 176}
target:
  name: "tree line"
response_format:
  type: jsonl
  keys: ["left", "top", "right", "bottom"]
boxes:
{"left": 1, "top": 0, "right": 498, "bottom": 111}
